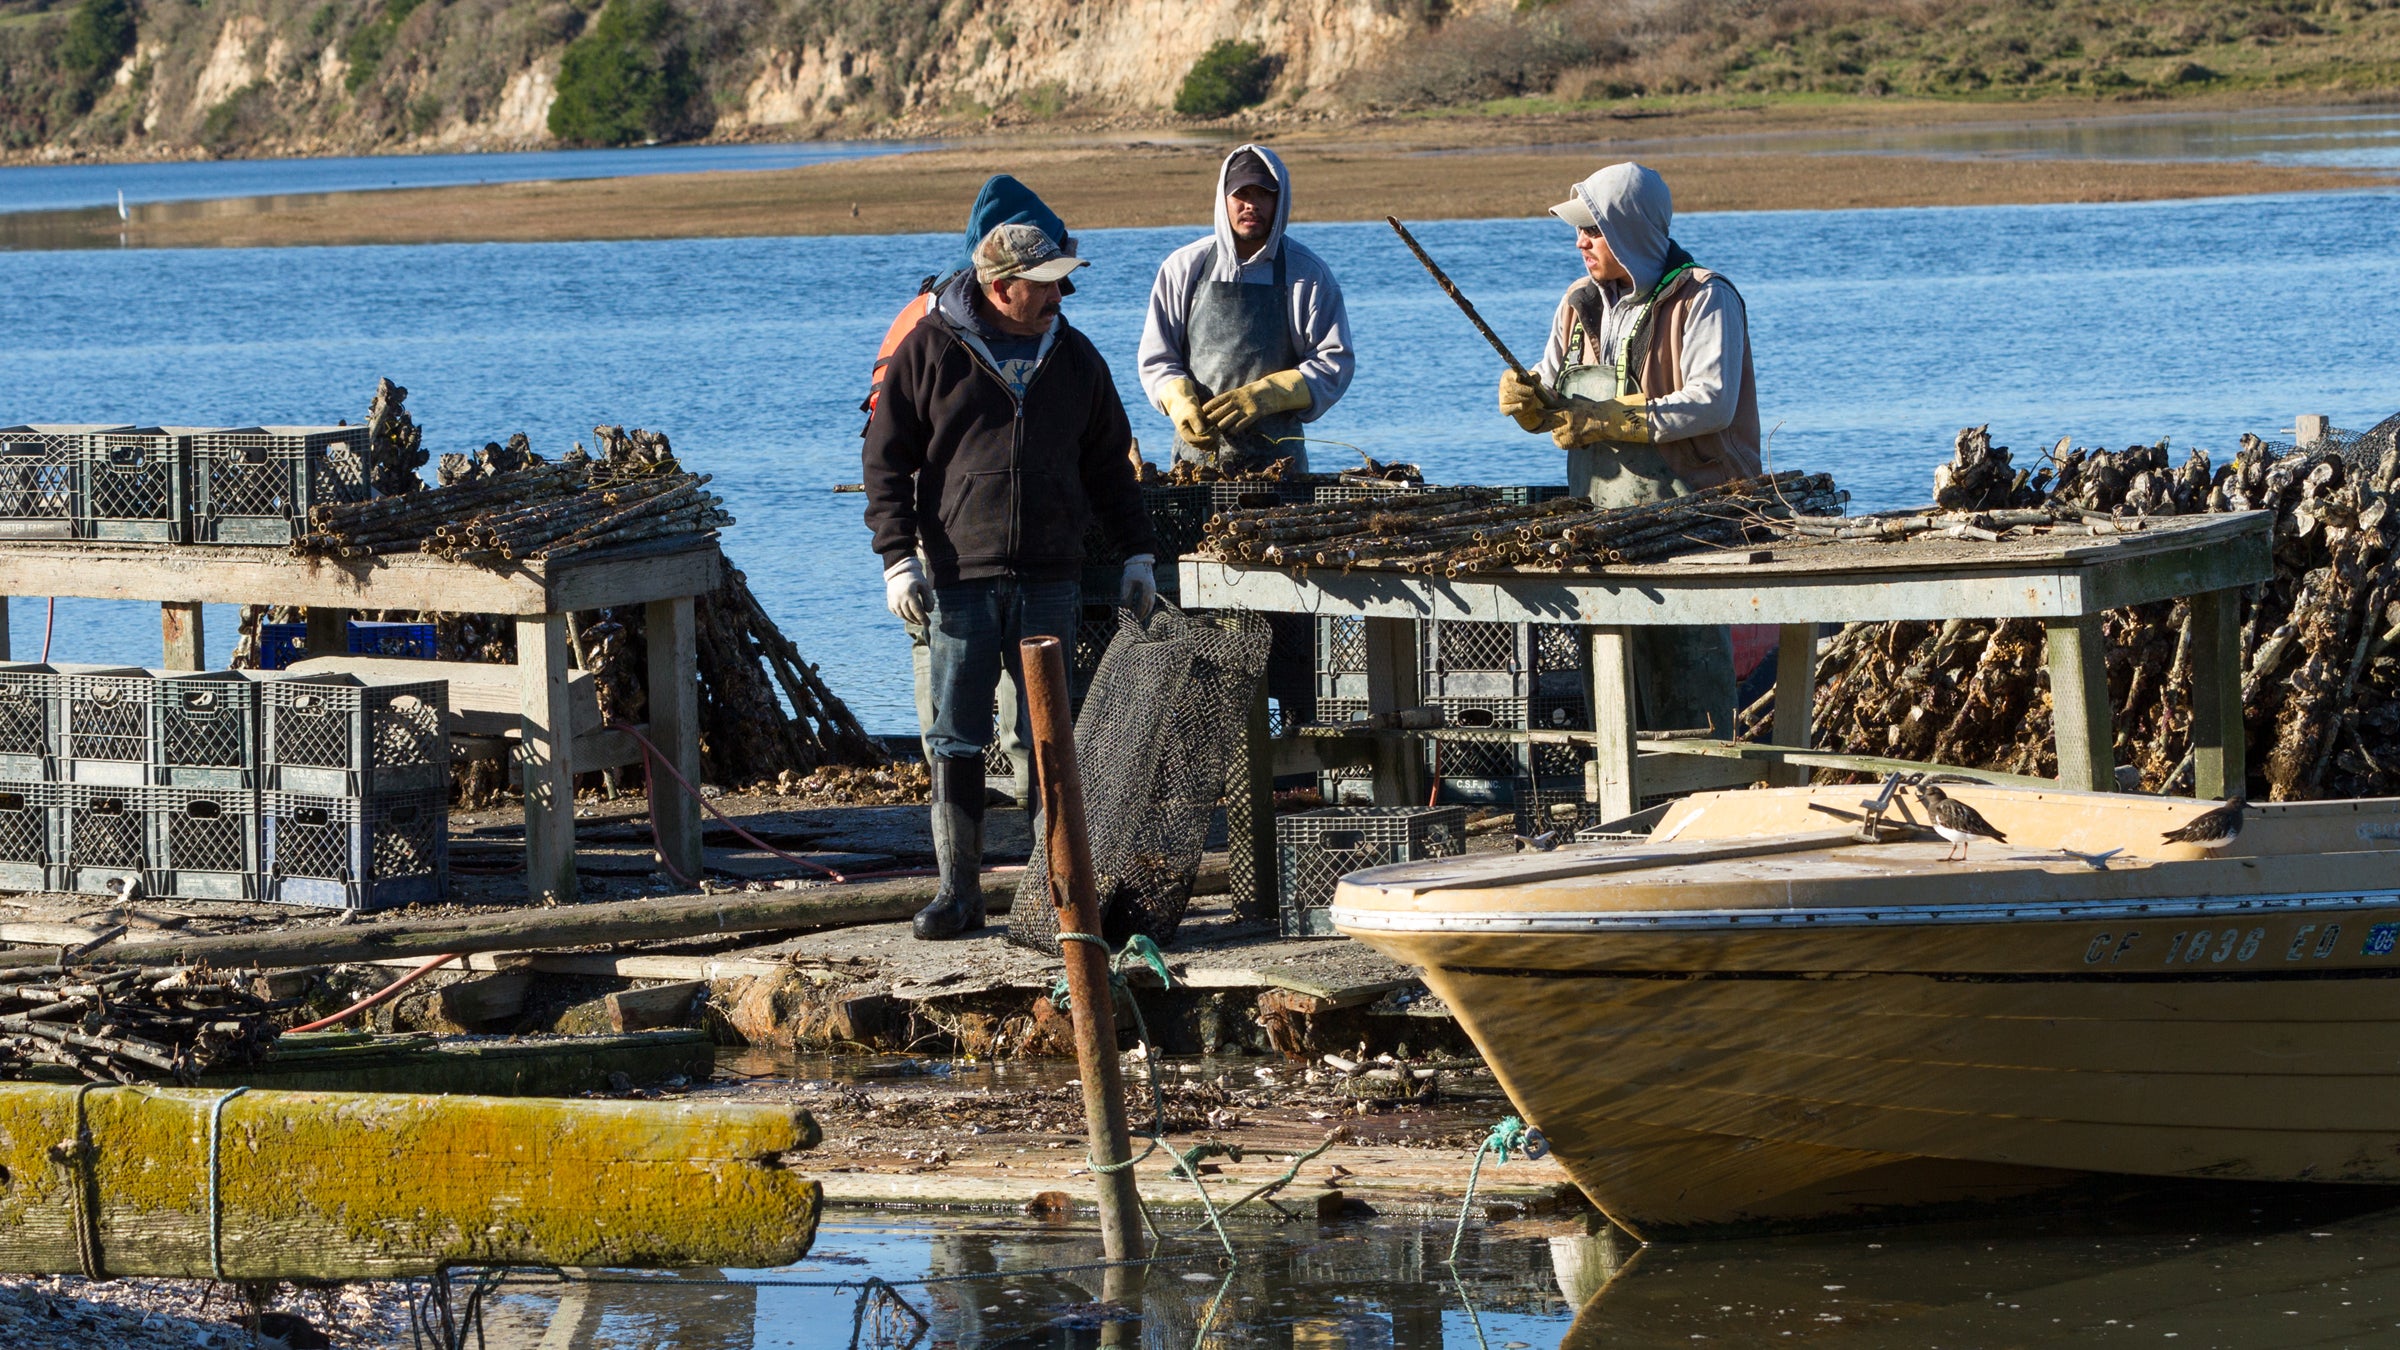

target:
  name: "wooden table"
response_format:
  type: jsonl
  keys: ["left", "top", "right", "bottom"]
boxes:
{"left": 0, "top": 543, "right": 721, "bottom": 905}
{"left": 1184, "top": 512, "right": 2274, "bottom": 906}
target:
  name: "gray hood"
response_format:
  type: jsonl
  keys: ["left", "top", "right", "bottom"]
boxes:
{"left": 1210, "top": 143, "right": 1292, "bottom": 281}
{"left": 1568, "top": 162, "right": 1675, "bottom": 295}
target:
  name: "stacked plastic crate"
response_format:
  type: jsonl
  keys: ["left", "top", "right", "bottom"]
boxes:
{"left": 260, "top": 673, "right": 449, "bottom": 910}
{"left": 0, "top": 424, "right": 110, "bottom": 540}
{"left": 0, "top": 664, "right": 56, "bottom": 891}
{"left": 188, "top": 426, "right": 371, "bottom": 545}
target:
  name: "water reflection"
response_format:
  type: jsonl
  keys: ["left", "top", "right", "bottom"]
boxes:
{"left": 1560, "top": 1191, "right": 2400, "bottom": 1346}
{"left": 1474, "top": 106, "right": 2400, "bottom": 170}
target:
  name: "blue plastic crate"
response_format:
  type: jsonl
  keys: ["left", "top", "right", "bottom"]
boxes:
{"left": 258, "top": 620, "right": 440, "bottom": 670}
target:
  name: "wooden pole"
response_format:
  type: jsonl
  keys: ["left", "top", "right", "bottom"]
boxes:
{"left": 1386, "top": 217, "right": 1532, "bottom": 379}
{"left": 0, "top": 1084, "right": 820, "bottom": 1279}
{"left": 1018, "top": 634, "right": 1144, "bottom": 1264}
{"left": 159, "top": 601, "right": 204, "bottom": 670}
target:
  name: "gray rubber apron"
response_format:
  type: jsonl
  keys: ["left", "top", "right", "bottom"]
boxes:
{"left": 1178, "top": 246, "right": 1307, "bottom": 473}
{"left": 1555, "top": 298, "right": 1735, "bottom": 737}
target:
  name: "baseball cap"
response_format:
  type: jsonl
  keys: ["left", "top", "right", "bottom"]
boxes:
{"left": 1223, "top": 148, "right": 1279, "bottom": 195}
{"left": 973, "top": 222, "right": 1089, "bottom": 284}
{"left": 1548, "top": 175, "right": 1602, "bottom": 230}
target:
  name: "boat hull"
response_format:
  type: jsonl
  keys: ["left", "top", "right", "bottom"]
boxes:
{"left": 1334, "top": 788, "right": 2400, "bottom": 1238}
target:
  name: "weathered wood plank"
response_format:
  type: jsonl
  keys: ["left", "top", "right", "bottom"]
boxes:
{"left": 2190, "top": 585, "right": 2246, "bottom": 801}
{"left": 1769, "top": 623, "right": 1815, "bottom": 788}
{"left": 1361, "top": 615, "right": 1425, "bottom": 807}
{"left": 644, "top": 595, "right": 703, "bottom": 883}
{"left": 1627, "top": 738, "right": 2059, "bottom": 789}
{"left": 2045, "top": 612, "right": 2118, "bottom": 793}
{"left": 606, "top": 980, "right": 706, "bottom": 1032}
{"left": 159, "top": 602, "right": 203, "bottom": 671}
{"left": 0, "top": 869, "right": 1032, "bottom": 971}
{"left": 519, "top": 614, "right": 577, "bottom": 905}
{"left": 1590, "top": 627, "right": 1641, "bottom": 820}
{"left": 0, "top": 1084, "right": 819, "bottom": 1278}
{"left": 0, "top": 544, "right": 718, "bottom": 618}
{"left": 304, "top": 606, "right": 348, "bottom": 659}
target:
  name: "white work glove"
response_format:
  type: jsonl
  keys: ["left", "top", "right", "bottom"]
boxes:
{"left": 1119, "top": 555, "right": 1157, "bottom": 616}
{"left": 884, "top": 557, "right": 930, "bottom": 625}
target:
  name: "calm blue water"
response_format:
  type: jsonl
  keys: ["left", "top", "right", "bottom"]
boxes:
{"left": 3, "top": 188, "right": 2398, "bottom": 732}
{"left": 0, "top": 140, "right": 929, "bottom": 215}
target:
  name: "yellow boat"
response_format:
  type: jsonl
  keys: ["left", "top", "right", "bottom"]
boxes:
{"left": 1331, "top": 782, "right": 2400, "bottom": 1239}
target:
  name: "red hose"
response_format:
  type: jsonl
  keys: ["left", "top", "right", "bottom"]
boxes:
{"left": 289, "top": 952, "right": 461, "bottom": 1032}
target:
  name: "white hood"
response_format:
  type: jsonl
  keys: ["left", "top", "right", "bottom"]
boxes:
{"left": 1210, "top": 143, "right": 1293, "bottom": 282}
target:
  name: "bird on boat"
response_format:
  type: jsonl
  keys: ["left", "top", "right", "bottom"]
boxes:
{"left": 1514, "top": 829, "right": 1563, "bottom": 853}
{"left": 2162, "top": 797, "right": 2245, "bottom": 850}
{"left": 1916, "top": 784, "right": 2007, "bottom": 861}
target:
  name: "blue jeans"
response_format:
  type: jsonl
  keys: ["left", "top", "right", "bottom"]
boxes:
{"left": 926, "top": 578, "right": 1081, "bottom": 761}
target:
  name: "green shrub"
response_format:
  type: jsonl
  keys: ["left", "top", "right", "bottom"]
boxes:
{"left": 343, "top": 0, "right": 429, "bottom": 94}
{"left": 55, "top": 0, "right": 134, "bottom": 113}
{"left": 546, "top": 0, "right": 699, "bottom": 146}
{"left": 1175, "top": 39, "right": 1275, "bottom": 117}
{"left": 198, "top": 82, "right": 278, "bottom": 151}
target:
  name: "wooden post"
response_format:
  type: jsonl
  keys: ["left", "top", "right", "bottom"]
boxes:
{"left": 1226, "top": 675, "right": 1276, "bottom": 924}
{"left": 159, "top": 601, "right": 204, "bottom": 671}
{"left": 0, "top": 596, "right": 12, "bottom": 661}
{"left": 304, "top": 606, "right": 348, "bottom": 658}
{"left": 1019, "top": 634, "right": 1144, "bottom": 1265}
{"left": 1360, "top": 616, "right": 1425, "bottom": 807}
{"left": 0, "top": 1084, "right": 821, "bottom": 1279}
{"left": 2189, "top": 586, "right": 2246, "bottom": 800}
{"left": 1768, "top": 623, "right": 1815, "bottom": 788}
{"left": 2296, "top": 413, "right": 2330, "bottom": 447}
{"left": 2045, "top": 613, "right": 2116, "bottom": 792}
{"left": 518, "top": 614, "right": 578, "bottom": 904}
{"left": 643, "top": 596, "right": 702, "bottom": 882}
{"left": 1589, "top": 627, "right": 1641, "bottom": 820}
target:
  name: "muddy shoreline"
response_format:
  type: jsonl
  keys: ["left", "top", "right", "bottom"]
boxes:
{"left": 8, "top": 98, "right": 2394, "bottom": 250}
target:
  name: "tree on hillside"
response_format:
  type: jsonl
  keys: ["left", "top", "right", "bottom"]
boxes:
{"left": 547, "top": 0, "right": 701, "bottom": 146}
{"left": 56, "top": 0, "right": 135, "bottom": 113}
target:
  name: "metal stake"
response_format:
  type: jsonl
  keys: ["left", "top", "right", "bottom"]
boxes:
{"left": 1019, "top": 635, "right": 1144, "bottom": 1263}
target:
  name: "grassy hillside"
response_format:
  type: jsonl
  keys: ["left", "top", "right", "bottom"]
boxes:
{"left": 1345, "top": 0, "right": 2400, "bottom": 109}
{"left": 1, "top": 0, "right": 2395, "bottom": 160}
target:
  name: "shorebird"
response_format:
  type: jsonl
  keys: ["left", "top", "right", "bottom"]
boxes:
{"left": 2163, "top": 797, "right": 2246, "bottom": 850}
{"left": 1917, "top": 784, "right": 2007, "bottom": 861}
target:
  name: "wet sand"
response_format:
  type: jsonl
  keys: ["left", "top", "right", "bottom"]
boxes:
{"left": 26, "top": 102, "right": 2396, "bottom": 249}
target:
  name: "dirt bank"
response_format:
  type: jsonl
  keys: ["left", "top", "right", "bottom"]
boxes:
{"left": 28, "top": 102, "right": 2394, "bottom": 250}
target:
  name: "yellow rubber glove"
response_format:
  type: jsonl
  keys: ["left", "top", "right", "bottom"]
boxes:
{"left": 1497, "top": 369, "right": 1555, "bottom": 433}
{"left": 1549, "top": 392, "right": 1650, "bottom": 449}
{"left": 1201, "top": 369, "right": 1313, "bottom": 434}
{"left": 1158, "top": 376, "right": 1217, "bottom": 451}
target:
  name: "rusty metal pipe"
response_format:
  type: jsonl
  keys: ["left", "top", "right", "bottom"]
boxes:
{"left": 1018, "top": 634, "right": 1145, "bottom": 1263}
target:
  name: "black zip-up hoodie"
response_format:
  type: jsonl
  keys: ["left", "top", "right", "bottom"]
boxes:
{"left": 863, "top": 276, "right": 1156, "bottom": 586}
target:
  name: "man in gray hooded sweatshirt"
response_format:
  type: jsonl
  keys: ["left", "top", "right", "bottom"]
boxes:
{"left": 1498, "top": 161, "right": 1763, "bottom": 734}
{"left": 1139, "top": 144, "right": 1355, "bottom": 472}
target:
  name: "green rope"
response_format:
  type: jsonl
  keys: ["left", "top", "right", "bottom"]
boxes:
{"left": 1447, "top": 1115, "right": 1546, "bottom": 1265}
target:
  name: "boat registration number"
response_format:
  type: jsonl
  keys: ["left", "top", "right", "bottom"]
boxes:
{"left": 2082, "top": 915, "right": 2400, "bottom": 966}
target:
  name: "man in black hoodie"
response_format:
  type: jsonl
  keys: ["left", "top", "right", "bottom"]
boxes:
{"left": 864, "top": 219, "right": 1160, "bottom": 940}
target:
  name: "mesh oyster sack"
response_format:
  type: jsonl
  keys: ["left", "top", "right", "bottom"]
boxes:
{"left": 1007, "top": 604, "right": 1270, "bottom": 955}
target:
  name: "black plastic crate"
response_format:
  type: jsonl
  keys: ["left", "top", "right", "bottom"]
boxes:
{"left": 190, "top": 426, "right": 371, "bottom": 546}
{"left": 154, "top": 671, "right": 260, "bottom": 789}
{"left": 148, "top": 785, "right": 260, "bottom": 902}
{"left": 1315, "top": 614, "right": 1371, "bottom": 702}
{"left": 1492, "top": 484, "right": 1576, "bottom": 506}
{"left": 0, "top": 782, "right": 58, "bottom": 891}
{"left": 0, "top": 425, "right": 111, "bottom": 540}
{"left": 57, "top": 669, "right": 156, "bottom": 787}
{"left": 260, "top": 673, "right": 447, "bottom": 796}
{"left": 1142, "top": 481, "right": 1310, "bottom": 557}
{"left": 1310, "top": 481, "right": 1439, "bottom": 505}
{"left": 263, "top": 788, "right": 446, "bottom": 911}
{"left": 79, "top": 427, "right": 195, "bottom": 543}
{"left": 1275, "top": 805, "right": 1466, "bottom": 937}
{"left": 1428, "top": 734, "right": 1528, "bottom": 782}
{"left": 1515, "top": 782, "right": 1611, "bottom": 839}
{"left": 59, "top": 782, "right": 147, "bottom": 896}
{"left": 0, "top": 663, "right": 53, "bottom": 781}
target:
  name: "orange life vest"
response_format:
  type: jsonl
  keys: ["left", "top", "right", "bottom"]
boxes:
{"left": 862, "top": 277, "right": 949, "bottom": 430}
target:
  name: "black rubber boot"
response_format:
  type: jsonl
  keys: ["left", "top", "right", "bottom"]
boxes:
{"left": 913, "top": 753, "right": 988, "bottom": 940}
